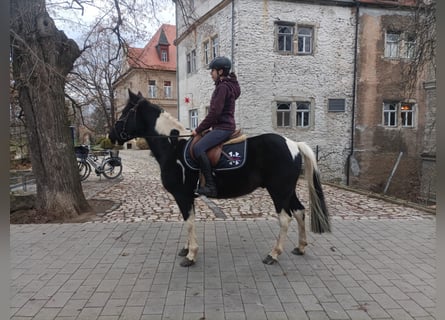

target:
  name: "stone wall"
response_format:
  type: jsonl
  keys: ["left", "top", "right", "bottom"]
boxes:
{"left": 177, "top": 0, "right": 356, "bottom": 183}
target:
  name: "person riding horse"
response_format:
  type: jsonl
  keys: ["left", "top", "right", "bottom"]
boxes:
{"left": 191, "top": 56, "right": 241, "bottom": 197}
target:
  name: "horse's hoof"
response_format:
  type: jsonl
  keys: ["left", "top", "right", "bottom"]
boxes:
{"left": 262, "top": 255, "right": 277, "bottom": 265}
{"left": 180, "top": 258, "right": 195, "bottom": 267}
{"left": 178, "top": 248, "right": 189, "bottom": 257}
{"left": 292, "top": 248, "right": 305, "bottom": 255}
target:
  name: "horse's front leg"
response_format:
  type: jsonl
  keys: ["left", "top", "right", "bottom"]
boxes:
{"left": 263, "top": 210, "right": 292, "bottom": 265}
{"left": 179, "top": 208, "right": 198, "bottom": 267}
{"left": 292, "top": 209, "right": 307, "bottom": 255}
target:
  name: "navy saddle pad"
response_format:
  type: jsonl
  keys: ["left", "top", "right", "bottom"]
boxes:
{"left": 183, "top": 139, "right": 247, "bottom": 171}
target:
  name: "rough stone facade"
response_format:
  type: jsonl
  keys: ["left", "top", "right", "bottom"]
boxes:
{"left": 351, "top": 7, "right": 431, "bottom": 202}
{"left": 175, "top": 0, "right": 435, "bottom": 203}
{"left": 176, "top": 0, "right": 356, "bottom": 183}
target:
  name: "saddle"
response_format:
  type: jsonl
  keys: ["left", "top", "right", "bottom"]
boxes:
{"left": 189, "top": 129, "right": 246, "bottom": 167}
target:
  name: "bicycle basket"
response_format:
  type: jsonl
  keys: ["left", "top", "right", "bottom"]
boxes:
{"left": 110, "top": 150, "right": 119, "bottom": 158}
{"left": 74, "top": 146, "right": 89, "bottom": 159}
{"left": 109, "top": 157, "right": 121, "bottom": 166}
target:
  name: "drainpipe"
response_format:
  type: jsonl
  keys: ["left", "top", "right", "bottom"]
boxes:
{"left": 231, "top": 0, "right": 235, "bottom": 70}
{"left": 346, "top": 0, "right": 360, "bottom": 186}
{"left": 175, "top": 4, "right": 180, "bottom": 121}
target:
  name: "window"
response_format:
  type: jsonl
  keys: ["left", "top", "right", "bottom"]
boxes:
{"left": 148, "top": 80, "right": 156, "bottom": 98}
{"left": 161, "top": 50, "right": 168, "bottom": 62}
{"left": 385, "top": 32, "right": 400, "bottom": 58}
{"left": 277, "top": 102, "right": 291, "bottom": 127}
{"left": 383, "top": 102, "right": 398, "bottom": 127}
{"left": 189, "top": 109, "right": 198, "bottom": 129}
{"left": 186, "top": 54, "right": 191, "bottom": 73}
{"left": 404, "top": 34, "right": 415, "bottom": 59}
{"left": 212, "top": 36, "right": 219, "bottom": 59}
{"left": 186, "top": 50, "right": 197, "bottom": 74}
{"left": 400, "top": 103, "right": 414, "bottom": 127}
{"left": 203, "top": 41, "right": 210, "bottom": 65}
{"left": 297, "top": 26, "right": 313, "bottom": 54}
{"left": 328, "top": 99, "right": 346, "bottom": 112}
{"left": 385, "top": 31, "right": 415, "bottom": 59}
{"left": 277, "top": 23, "right": 294, "bottom": 53}
{"left": 296, "top": 102, "right": 310, "bottom": 127}
{"left": 164, "top": 81, "right": 172, "bottom": 98}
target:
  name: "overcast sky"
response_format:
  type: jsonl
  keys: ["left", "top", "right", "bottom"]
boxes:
{"left": 48, "top": 1, "right": 176, "bottom": 48}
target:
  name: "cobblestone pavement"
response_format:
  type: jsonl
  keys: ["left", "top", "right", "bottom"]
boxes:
{"left": 10, "top": 149, "right": 436, "bottom": 320}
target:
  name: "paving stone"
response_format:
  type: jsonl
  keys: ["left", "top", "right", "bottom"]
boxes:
{"left": 10, "top": 150, "right": 436, "bottom": 320}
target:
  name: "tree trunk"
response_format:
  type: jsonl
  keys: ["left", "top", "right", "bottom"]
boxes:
{"left": 10, "top": 0, "right": 91, "bottom": 219}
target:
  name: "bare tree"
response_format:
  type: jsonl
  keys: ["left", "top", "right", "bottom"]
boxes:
{"left": 9, "top": 0, "right": 176, "bottom": 220}
{"left": 403, "top": 0, "right": 436, "bottom": 94}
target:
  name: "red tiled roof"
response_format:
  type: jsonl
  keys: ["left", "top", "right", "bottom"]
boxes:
{"left": 127, "top": 24, "right": 176, "bottom": 71}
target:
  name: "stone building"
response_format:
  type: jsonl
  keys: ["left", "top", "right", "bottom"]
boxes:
{"left": 174, "top": 0, "right": 356, "bottom": 184}
{"left": 351, "top": 0, "right": 436, "bottom": 203}
{"left": 113, "top": 24, "right": 177, "bottom": 148}
{"left": 173, "top": 0, "right": 435, "bottom": 203}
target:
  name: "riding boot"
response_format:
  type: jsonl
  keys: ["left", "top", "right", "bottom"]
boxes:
{"left": 197, "top": 154, "right": 217, "bottom": 197}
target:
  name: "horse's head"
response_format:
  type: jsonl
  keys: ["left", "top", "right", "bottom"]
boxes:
{"left": 109, "top": 89, "right": 190, "bottom": 145}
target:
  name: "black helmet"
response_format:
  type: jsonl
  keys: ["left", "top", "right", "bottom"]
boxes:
{"left": 208, "top": 56, "right": 231, "bottom": 71}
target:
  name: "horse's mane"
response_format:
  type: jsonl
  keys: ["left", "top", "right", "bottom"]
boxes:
{"left": 144, "top": 98, "right": 191, "bottom": 139}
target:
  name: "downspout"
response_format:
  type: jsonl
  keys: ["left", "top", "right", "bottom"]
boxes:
{"left": 346, "top": 0, "right": 359, "bottom": 186}
{"left": 231, "top": 0, "right": 235, "bottom": 70}
{"left": 175, "top": 4, "right": 180, "bottom": 120}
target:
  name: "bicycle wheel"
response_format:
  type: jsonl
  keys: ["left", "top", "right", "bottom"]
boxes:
{"left": 77, "top": 160, "right": 91, "bottom": 181}
{"left": 102, "top": 158, "right": 122, "bottom": 179}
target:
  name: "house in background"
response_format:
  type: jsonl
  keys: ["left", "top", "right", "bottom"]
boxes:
{"left": 113, "top": 24, "right": 177, "bottom": 148}
{"left": 351, "top": 0, "right": 436, "bottom": 203}
{"left": 173, "top": 0, "right": 435, "bottom": 204}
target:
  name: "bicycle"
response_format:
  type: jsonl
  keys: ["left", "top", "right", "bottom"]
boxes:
{"left": 75, "top": 145, "right": 123, "bottom": 181}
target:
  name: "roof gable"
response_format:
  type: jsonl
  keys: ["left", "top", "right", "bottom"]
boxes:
{"left": 127, "top": 24, "right": 176, "bottom": 71}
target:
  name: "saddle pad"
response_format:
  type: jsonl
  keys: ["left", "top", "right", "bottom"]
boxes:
{"left": 183, "top": 139, "right": 247, "bottom": 171}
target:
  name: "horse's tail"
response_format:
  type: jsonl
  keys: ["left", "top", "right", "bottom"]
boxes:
{"left": 296, "top": 142, "right": 331, "bottom": 233}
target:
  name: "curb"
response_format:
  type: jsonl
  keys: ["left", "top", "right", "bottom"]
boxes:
{"left": 323, "top": 182, "right": 436, "bottom": 215}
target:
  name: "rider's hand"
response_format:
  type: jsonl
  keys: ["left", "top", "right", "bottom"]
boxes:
{"left": 192, "top": 130, "right": 197, "bottom": 136}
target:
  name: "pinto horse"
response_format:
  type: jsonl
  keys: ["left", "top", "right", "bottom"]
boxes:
{"left": 109, "top": 90, "right": 330, "bottom": 267}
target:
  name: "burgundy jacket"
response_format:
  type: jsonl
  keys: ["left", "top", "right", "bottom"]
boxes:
{"left": 195, "top": 73, "right": 241, "bottom": 134}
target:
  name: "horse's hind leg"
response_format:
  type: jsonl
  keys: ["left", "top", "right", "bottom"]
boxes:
{"left": 263, "top": 210, "right": 292, "bottom": 265}
{"left": 292, "top": 209, "right": 308, "bottom": 255}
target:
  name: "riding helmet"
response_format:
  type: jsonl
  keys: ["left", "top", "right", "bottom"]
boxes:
{"left": 208, "top": 56, "right": 231, "bottom": 71}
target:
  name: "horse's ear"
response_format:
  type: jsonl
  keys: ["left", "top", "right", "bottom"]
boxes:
{"left": 128, "top": 89, "right": 138, "bottom": 100}
{"left": 169, "top": 129, "right": 180, "bottom": 146}
{"left": 137, "top": 91, "right": 143, "bottom": 98}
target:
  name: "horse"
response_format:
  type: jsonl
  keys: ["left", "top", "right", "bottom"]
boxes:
{"left": 109, "top": 89, "right": 330, "bottom": 267}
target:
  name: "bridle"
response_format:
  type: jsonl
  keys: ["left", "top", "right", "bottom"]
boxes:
{"left": 113, "top": 99, "right": 193, "bottom": 141}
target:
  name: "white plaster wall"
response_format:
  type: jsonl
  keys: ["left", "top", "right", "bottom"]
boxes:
{"left": 176, "top": 0, "right": 356, "bottom": 182}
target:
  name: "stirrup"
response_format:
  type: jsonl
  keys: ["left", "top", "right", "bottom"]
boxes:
{"left": 197, "top": 185, "right": 217, "bottom": 197}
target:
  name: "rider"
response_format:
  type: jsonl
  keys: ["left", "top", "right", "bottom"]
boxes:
{"left": 192, "top": 56, "right": 241, "bottom": 197}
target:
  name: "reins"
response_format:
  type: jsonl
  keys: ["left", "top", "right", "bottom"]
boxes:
{"left": 143, "top": 134, "right": 193, "bottom": 139}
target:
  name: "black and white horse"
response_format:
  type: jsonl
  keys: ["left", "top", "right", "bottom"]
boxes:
{"left": 109, "top": 90, "right": 330, "bottom": 267}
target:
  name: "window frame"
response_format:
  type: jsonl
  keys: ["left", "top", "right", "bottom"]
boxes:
{"left": 296, "top": 101, "right": 311, "bottom": 128}
{"left": 400, "top": 103, "right": 414, "bottom": 127}
{"left": 161, "top": 49, "right": 168, "bottom": 62}
{"left": 148, "top": 80, "right": 157, "bottom": 98}
{"left": 186, "top": 50, "right": 197, "bottom": 74}
{"left": 383, "top": 101, "right": 398, "bottom": 127}
{"left": 203, "top": 40, "right": 210, "bottom": 65}
{"left": 211, "top": 36, "right": 219, "bottom": 59}
{"left": 297, "top": 26, "right": 313, "bottom": 55}
{"left": 189, "top": 109, "right": 198, "bottom": 129}
{"left": 276, "top": 102, "right": 291, "bottom": 128}
{"left": 385, "top": 31, "right": 400, "bottom": 58}
{"left": 276, "top": 22, "right": 294, "bottom": 53}
{"left": 164, "top": 80, "right": 172, "bottom": 99}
